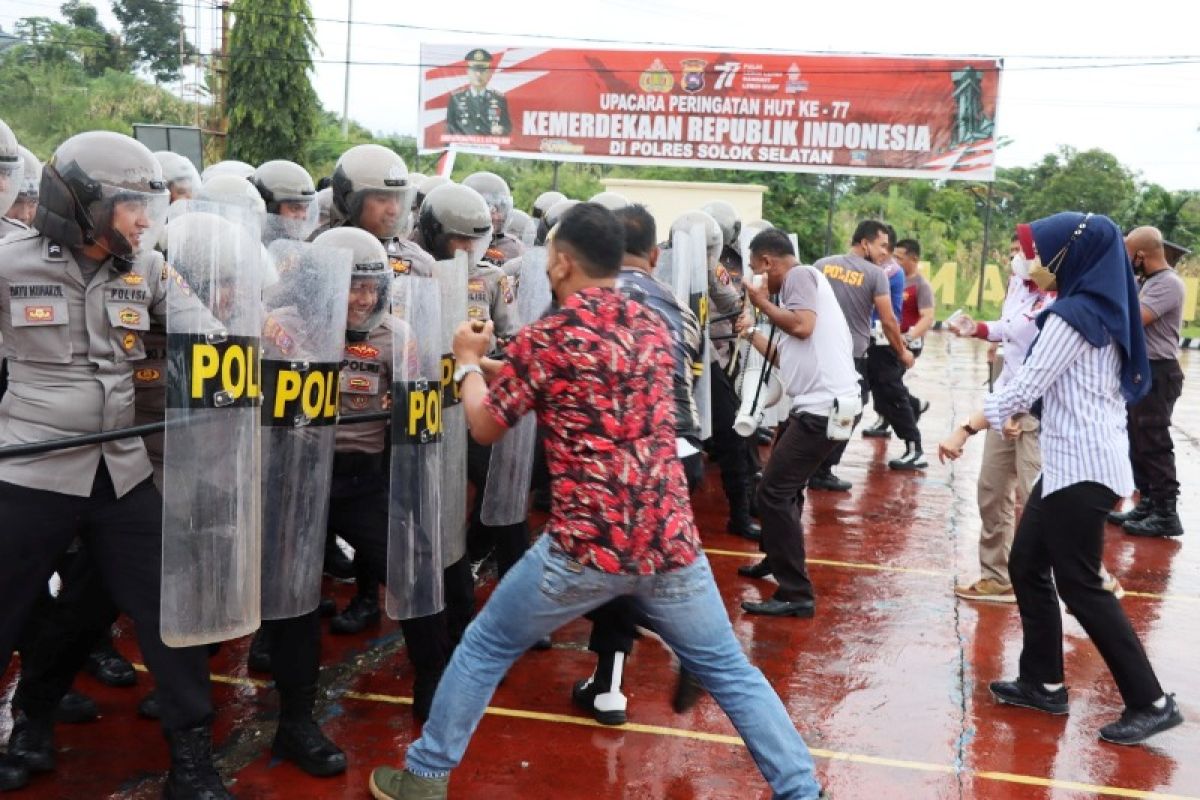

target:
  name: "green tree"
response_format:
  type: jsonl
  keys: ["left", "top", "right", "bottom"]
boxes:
{"left": 1019, "top": 147, "right": 1137, "bottom": 224}
{"left": 225, "top": 0, "right": 318, "bottom": 165}
{"left": 112, "top": 0, "right": 196, "bottom": 82}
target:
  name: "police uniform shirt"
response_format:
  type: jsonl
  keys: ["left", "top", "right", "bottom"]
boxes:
{"left": 708, "top": 261, "right": 741, "bottom": 368}
{"left": 484, "top": 233, "right": 525, "bottom": 267}
{"left": 1, "top": 215, "right": 29, "bottom": 239}
{"left": 337, "top": 315, "right": 411, "bottom": 454}
{"left": 467, "top": 261, "right": 517, "bottom": 339}
{"left": 386, "top": 237, "right": 436, "bottom": 278}
{"left": 0, "top": 231, "right": 218, "bottom": 497}
{"left": 446, "top": 88, "right": 512, "bottom": 136}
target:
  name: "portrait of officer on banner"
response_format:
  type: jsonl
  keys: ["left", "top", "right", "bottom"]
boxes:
{"left": 446, "top": 48, "right": 512, "bottom": 138}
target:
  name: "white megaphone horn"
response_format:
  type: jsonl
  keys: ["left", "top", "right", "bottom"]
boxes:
{"left": 733, "top": 356, "right": 784, "bottom": 438}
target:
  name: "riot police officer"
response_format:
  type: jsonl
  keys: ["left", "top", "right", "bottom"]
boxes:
{"left": 253, "top": 159, "right": 318, "bottom": 244}
{"left": 311, "top": 226, "right": 451, "bottom": 719}
{"left": 531, "top": 190, "right": 565, "bottom": 221}
{"left": 154, "top": 151, "right": 202, "bottom": 204}
{"left": 462, "top": 171, "right": 524, "bottom": 266}
{"left": 2, "top": 146, "right": 39, "bottom": 233}
{"left": 327, "top": 144, "right": 435, "bottom": 278}
{"left": 671, "top": 209, "right": 760, "bottom": 540}
{"left": 0, "top": 119, "right": 26, "bottom": 238}
{"left": 418, "top": 183, "right": 523, "bottom": 609}
{"left": 0, "top": 131, "right": 228, "bottom": 797}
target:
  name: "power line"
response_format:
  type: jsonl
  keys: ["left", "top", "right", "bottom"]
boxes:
{"left": 7, "top": 31, "right": 1200, "bottom": 75}
{"left": 3, "top": 0, "right": 1200, "bottom": 63}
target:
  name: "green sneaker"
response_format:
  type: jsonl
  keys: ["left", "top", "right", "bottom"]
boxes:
{"left": 369, "top": 766, "right": 449, "bottom": 800}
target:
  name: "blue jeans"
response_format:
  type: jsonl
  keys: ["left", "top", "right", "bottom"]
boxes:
{"left": 405, "top": 535, "right": 823, "bottom": 799}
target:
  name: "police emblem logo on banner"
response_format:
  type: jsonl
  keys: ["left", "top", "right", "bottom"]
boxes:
{"left": 680, "top": 59, "right": 707, "bottom": 93}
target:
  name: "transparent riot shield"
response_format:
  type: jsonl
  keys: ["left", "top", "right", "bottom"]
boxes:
{"left": 672, "top": 225, "right": 712, "bottom": 440}
{"left": 435, "top": 252, "right": 469, "bottom": 566}
{"left": 258, "top": 240, "right": 351, "bottom": 620}
{"left": 387, "top": 275, "right": 445, "bottom": 619}
{"left": 481, "top": 247, "right": 551, "bottom": 526}
{"left": 161, "top": 201, "right": 264, "bottom": 647}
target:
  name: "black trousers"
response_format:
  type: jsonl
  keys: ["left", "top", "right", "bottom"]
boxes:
{"left": 758, "top": 412, "right": 841, "bottom": 603}
{"left": 584, "top": 451, "right": 704, "bottom": 656}
{"left": 466, "top": 436, "right": 531, "bottom": 579}
{"left": 708, "top": 363, "right": 753, "bottom": 511}
{"left": 0, "top": 465, "right": 211, "bottom": 732}
{"left": 821, "top": 357, "right": 869, "bottom": 470}
{"left": 866, "top": 344, "right": 920, "bottom": 444}
{"left": 312, "top": 469, "right": 452, "bottom": 682}
{"left": 1010, "top": 480, "right": 1163, "bottom": 709}
{"left": 13, "top": 546, "right": 121, "bottom": 719}
{"left": 1128, "top": 358, "right": 1184, "bottom": 504}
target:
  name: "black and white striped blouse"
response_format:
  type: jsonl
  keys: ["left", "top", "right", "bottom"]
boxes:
{"left": 983, "top": 314, "right": 1134, "bottom": 497}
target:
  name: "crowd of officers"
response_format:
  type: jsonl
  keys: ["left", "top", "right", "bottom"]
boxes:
{"left": 0, "top": 118, "right": 783, "bottom": 797}
{"left": 0, "top": 113, "right": 1188, "bottom": 798}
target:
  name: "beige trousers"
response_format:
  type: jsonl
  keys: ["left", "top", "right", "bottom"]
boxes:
{"left": 976, "top": 421, "right": 1042, "bottom": 585}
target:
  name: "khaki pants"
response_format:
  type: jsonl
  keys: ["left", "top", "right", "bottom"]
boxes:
{"left": 976, "top": 421, "right": 1041, "bottom": 585}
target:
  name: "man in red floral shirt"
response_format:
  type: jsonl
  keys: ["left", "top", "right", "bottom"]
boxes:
{"left": 369, "top": 204, "right": 827, "bottom": 800}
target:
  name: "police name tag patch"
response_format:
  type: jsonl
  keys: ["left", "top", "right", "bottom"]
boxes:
{"left": 260, "top": 360, "right": 340, "bottom": 427}
{"left": 392, "top": 380, "right": 443, "bottom": 444}
{"left": 167, "top": 332, "right": 261, "bottom": 410}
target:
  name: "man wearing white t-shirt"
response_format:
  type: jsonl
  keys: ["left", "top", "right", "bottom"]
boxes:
{"left": 735, "top": 229, "right": 861, "bottom": 618}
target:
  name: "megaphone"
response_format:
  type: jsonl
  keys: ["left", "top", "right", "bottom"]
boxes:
{"left": 733, "top": 364, "right": 784, "bottom": 437}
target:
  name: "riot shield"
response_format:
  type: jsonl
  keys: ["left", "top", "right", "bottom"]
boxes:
{"left": 161, "top": 201, "right": 264, "bottom": 647}
{"left": 672, "top": 225, "right": 713, "bottom": 440}
{"left": 387, "top": 275, "right": 445, "bottom": 619}
{"left": 481, "top": 247, "right": 552, "bottom": 526}
{"left": 258, "top": 240, "right": 351, "bottom": 620}
{"left": 435, "top": 252, "right": 470, "bottom": 566}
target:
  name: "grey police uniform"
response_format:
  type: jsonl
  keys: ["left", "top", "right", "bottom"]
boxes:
{"left": 483, "top": 233, "right": 524, "bottom": 268}
{"left": 386, "top": 236, "right": 436, "bottom": 278}
{"left": 326, "top": 313, "right": 451, "bottom": 708}
{"left": 467, "top": 261, "right": 517, "bottom": 339}
{"left": 0, "top": 230, "right": 217, "bottom": 733}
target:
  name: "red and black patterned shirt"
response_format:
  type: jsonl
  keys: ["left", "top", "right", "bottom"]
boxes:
{"left": 485, "top": 287, "right": 701, "bottom": 575}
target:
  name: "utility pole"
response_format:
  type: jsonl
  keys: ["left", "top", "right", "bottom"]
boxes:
{"left": 823, "top": 176, "right": 838, "bottom": 257}
{"left": 212, "top": 1, "right": 231, "bottom": 155}
{"left": 341, "top": 0, "right": 353, "bottom": 138}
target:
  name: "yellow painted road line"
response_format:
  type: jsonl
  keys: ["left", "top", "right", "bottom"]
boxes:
{"left": 134, "top": 668, "right": 1197, "bottom": 798}
{"left": 703, "top": 547, "right": 1199, "bottom": 602}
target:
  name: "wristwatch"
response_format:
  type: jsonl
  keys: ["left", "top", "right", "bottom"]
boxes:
{"left": 742, "top": 325, "right": 758, "bottom": 340}
{"left": 961, "top": 420, "right": 980, "bottom": 436}
{"left": 453, "top": 363, "right": 483, "bottom": 385}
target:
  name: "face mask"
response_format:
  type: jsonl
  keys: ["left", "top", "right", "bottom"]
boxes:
{"left": 1027, "top": 257, "right": 1057, "bottom": 292}
{"left": 1010, "top": 253, "right": 1031, "bottom": 280}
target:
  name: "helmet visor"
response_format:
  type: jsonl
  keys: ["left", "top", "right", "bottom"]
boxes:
{"left": 350, "top": 188, "right": 406, "bottom": 239}
{"left": 264, "top": 195, "right": 319, "bottom": 243}
{"left": 0, "top": 158, "right": 24, "bottom": 217}
{"left": 93, "top": 182, "right": 170, "bottom": 258}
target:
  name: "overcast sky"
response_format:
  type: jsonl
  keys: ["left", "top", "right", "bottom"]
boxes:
{"left": 3, "top": 0, "right": 1197, "bottom": 189}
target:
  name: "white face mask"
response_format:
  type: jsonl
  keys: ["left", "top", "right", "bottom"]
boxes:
{"left": 1010, "top": 253, "right": 1031, "bottom": 280}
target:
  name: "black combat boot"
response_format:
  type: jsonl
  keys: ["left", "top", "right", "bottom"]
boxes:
{"left": 55, "top": 690, "right": 100, "bottom": 724}
{"left": 0, "top": 753, "right": 28, "bottom": 792}
{"left": 329, "top": 591, "right": 381, "bottom": 635}
{"left": 247, "top": 628, "right": 272, "bottom": 674}
{"left": 163, "top": 724, "right": 233, "bottom": 799}
{"left": 726, "top": 490, "right": 761, "bottom": 541}
{"left": 1123, "top": 498, "right": 1184, "bottom": 538}
{"left": 1108, "top": 497, "right": 1152, "bottom": 526}
{"left": 85, "top": 640, "right": 137, "bottom": 688}
{"left": 7, "top": 713, "right": 55, "bottom": 773}
{"left": 272, "top": 684, "right": 346, "bottom": 777}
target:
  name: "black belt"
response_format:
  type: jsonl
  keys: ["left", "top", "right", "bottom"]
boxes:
{"left": 332, "top": 451, "right": 385, "bottom": 475}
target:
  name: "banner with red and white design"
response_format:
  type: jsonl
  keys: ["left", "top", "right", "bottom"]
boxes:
{"left": 418, "top": 44, "right": 1002, "bottom": 181}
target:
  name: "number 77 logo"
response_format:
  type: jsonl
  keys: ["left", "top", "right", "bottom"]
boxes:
{"left": 713, "top": 62, "right": 741, "bottom": 90}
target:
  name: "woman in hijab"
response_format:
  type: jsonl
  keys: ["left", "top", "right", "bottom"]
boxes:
{"left": 939, "top": 212, "right": 1182, "bottom": 746}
